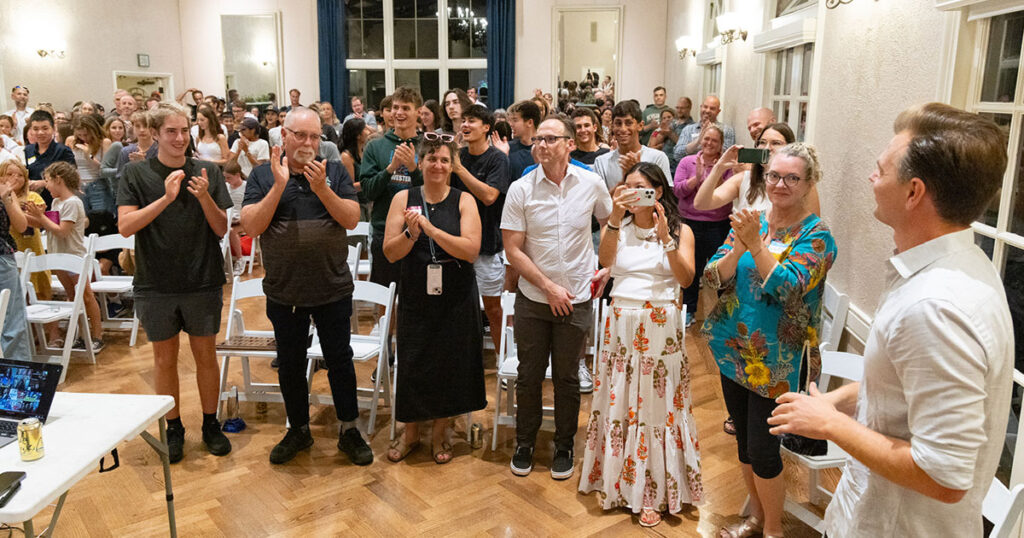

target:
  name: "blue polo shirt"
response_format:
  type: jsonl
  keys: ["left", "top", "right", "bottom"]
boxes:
{"left": 25, "top": 142, "right": 75, "bottom": 180}
{"left": 243, "top": 157, "right": 359, "bottom": 306}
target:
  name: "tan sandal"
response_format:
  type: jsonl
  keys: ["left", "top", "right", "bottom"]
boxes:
{"left": 720, "top": 515, "right": 763, "bottom": 538}
{"left": 386, "top": 436, "right": 420, "bottom": 463}
{"left": 638, "top": 507, "right": 662, "bottom": 527}
{"left": 432, "top": 441, "right": 453, "bottom": 464}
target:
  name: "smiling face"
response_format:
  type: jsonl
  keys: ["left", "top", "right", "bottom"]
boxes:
{"left": 108, "top": 120, "right": 126, "bottom": 142}
{"left": 29, "top": 121, "right": 53, "bottom": 147}
{"left": 700, "top": 128, "right": 723, "bottom": 157}
{"left": 756, "top": 128, "right": 788, "bottom": 155}
{"left": 0, "top": 118, "right": 11, "bottom": 136}
{"left": 391, "top": 99, "right": 419, "bottom": 132}
{"left": 422, "top": 144, "right": 453, "bottom": 183}
{"left": 612, "top": 115, "right": 641, "bottom": 148}
{"left": 283, "top": 110, "right": 322, "bottom": 168}
{"left": 80, "top": 102, "right": 95, "bottom": 115}
{"left": 573, "top": 116, "right": 596, "bottom": 146}
{"left": 699, "top": 97, "right": 721, "bottom": 123}
{"left": 461, "top": 116, "right": 487, "bottom": 144}
{"left": 2, "top": 166, "right": 26, "bottom": 193}
{"left": 766, "top": 153, "right": 812, "bottom": 211}
{"left": 419, "top": 106, "right": 435, "bottom": 130}
{"left": 155, "top": 113, "right": 191, "bottom": 161}
{"left": 11, "top": 88, "right": 28, "bottom": 108}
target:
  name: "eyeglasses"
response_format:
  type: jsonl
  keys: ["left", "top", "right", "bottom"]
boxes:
{"left": 422, "top": 131, "right": 455, "bottom": 143}
{"left": 530, "top": 135, "right": 571, "bottom": 145}
{"left": 284, "top": 127, "right": 319, "bottom": 143}
{"left": 765, "top": 171, "right": 804, "bottom": 187}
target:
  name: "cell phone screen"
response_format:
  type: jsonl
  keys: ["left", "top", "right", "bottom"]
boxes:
{"left": 737, "top": 148, "right": 770, "bottom": 165}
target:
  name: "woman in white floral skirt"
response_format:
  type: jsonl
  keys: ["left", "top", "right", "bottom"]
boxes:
{"left": 579, "top": 162, "right": 703, "bottom": 527}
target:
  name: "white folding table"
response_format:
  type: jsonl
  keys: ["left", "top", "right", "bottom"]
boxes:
{"left": 0, "top": 392, "right": 176, "bottom": 537}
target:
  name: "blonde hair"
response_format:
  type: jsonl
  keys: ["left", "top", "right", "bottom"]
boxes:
{"left": 771, "top": 142, "right": 822, "bottom": 184}
{"left": 148, "top": 102, "right": 190, "bottom": 132}
{"left": 0, "top": 160, "right": 30, "bottom": 197}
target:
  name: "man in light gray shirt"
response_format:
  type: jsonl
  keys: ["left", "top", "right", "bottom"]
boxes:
{"left": 673, "top": 96, "right": 735, "bottom": 161}
{"left": 593, "top": 100, "right": 671, "bottom": 191}
{"left": 767, "top": 103, "right": 1013, "bottom": 538}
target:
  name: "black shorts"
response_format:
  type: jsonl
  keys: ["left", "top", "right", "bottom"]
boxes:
{"left": 135, "top": 288, "right": 223, "bottom": 342}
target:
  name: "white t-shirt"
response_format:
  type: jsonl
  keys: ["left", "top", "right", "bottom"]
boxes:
{"left": 734, "top": 170, "right": 771, "bottom": 213}
{"left": 824, "top": 229, "right": 1014, "bottom": 537}
{"left": 500, "top": 163, "right": 612, "bottom": 304}
{"left": 4, "top": 107, "right": 33, "bottom": 144}
{"left": 230, "top": 138, "right": 269, "bottom": 177}
{"left": 268, "top": 126, "right": 283, "bottom": 148}
{"left": 190, "top": 124, "right": 227, "bottom": 140}
{"left": 49, "top": 196, "right": 87, "bottom": 257}
{"left": 227, "top": 181, "right": 246, "bottom": 222}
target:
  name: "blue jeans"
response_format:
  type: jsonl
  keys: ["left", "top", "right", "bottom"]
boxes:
{"left": 0, "top": 255, "right": 31, "bottom": 360}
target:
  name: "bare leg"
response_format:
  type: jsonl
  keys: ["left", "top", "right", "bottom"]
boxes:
{"left": 187, "top": 334, "right": 221, "bottom": 415}
{"left": 229, "top": 228, "right": 242, "bottom": 258}
{"left": 482, "top": 295, "right": 503, "bottom": 352}
{"left": 54, "top": 271, "right": 102, "bottom": 339}
{"left": 752, "top": 471, "right": 786, "bottom": 536}
{"left": 152, "top": 335, "right": 182, "bottom": 419}
{"left": 741, "top": 464, "right": 764, "bottom": 520}
{"left": 431, "top": 418, "right": 451, "bottom": 463}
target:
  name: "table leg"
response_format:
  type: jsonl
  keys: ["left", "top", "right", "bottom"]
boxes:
{"left": 23, "top": 518, "right": 32, "bottom": 537}
{"left": 140, "top": 418, "right": 177, "bottom": 538}
{"left": 21, "top": 490, "right": 68, "bottom": 538}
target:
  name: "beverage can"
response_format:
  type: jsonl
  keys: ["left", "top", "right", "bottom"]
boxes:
{"left": 18, "top": 418, "right": 43, "bottom": 461}
{"left": 470, "top": 423, "right": 483, "bottom": 449}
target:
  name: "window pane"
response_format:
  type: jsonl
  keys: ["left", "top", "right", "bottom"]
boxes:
{"left": 1011, "top": 115, "right": 1024, "bottom": 237}
{"left": 345, "top": 1, "right": 360, "bottom": 20}
{"left": 999, "top": 244, "right": 1024, "bottom": 490}
{"left": 981, "top": 12, "right": 1024, "bottom": 103}
{"left": 363, "top": 19, "right": 385, "bottom": 59}
{"left": 393, "top": 0, "right": 414, "bottom": 18}
{"left": 472, "top": 16, "right": 488, "bottom": 58}
{"left": 783, "top": 49, "right": 793, "bottom": 95}
{"left": 396, "top": 69, "right": 439, "bottom": 102}
{"left": 394, "top": 20, "right": 417, "bottom": 59}
{"left": 774, "top": 53, "right": 784, "bottom": 95}
{"left": 449, "top": 68, "right": 488, "bottom": 97}
{"left": 417, "top": 0, "right": 439, "bottom": 18}
{"left": 347, "top": 19, "right": 364, "bottom": 58}
{"left": 362, "top": 0, "right": 384, "bottom": 19}
{"left": 780, "top": 101, "right": 790, "bottom": 128}
{"left": 349, "top": 69, "right": 387, "bottom": 114}
{"left": 978, "top": 112, "right": 1012, "bottom": 227}
{"left": 776, "top": 0, "right": 814, "bottom": 18}
{"left": 798, "top": 102, "right": 808, "bottom": 141}
{"left": 417, "top": 19, "right": 439, "bottom": 59}
{"left": 976, "top": 232, "right": 995, "bottom": 259}
{"left": 800, "top": 43, "right": 814, "bottom": 96}
{"left": 449, "top": 17, "right": 473, "bottom": 58}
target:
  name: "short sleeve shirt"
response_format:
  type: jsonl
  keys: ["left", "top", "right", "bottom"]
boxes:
{"left": 117, "top": 157, "right": 234, "bottom": 293}
{"left": 25, "top": 143, "right": 76, "bottom": 180}
{"left": 231, "top": 138, "right": 269, "bottom": 176}
{"left": 48, "top": 196, "right": 87, "bottom": 257}
{"left": 454, "top": 146, "right": 510, "bottom": 255}
{"left": 243, "top": 158, "right": 359, "bottom": 306}
{"left": 500, "top": 164, "right": 612, "bottom": 303}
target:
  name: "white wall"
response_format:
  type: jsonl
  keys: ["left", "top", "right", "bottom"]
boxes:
{"left": 0, "top": 0, "right": 186, "bottom": 112}
{"left": 664, "top": 0, "right": 706, "bottom": 111}
{"left": 178, "top": 0, "right": 319, "bottom": 104}
{"left": 516, "top": 0, "right": 668, "bottom": 103}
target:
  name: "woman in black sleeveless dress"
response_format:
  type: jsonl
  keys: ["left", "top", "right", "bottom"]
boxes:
{"left": 382, "top": 136, "right": 485, "bottom": 464}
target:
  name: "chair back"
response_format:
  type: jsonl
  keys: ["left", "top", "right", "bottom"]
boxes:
{"left": 91, "top": 232, "right": 134, "bottom": 253}
{"left": 497, "top": 291, "right": 517, "bottom": 369}
{"left": 225, "top": 276, "right": 265, "bottom": 337}
{"left": 21, "top": 248, "right": 94, "bottom": 302}
{"left": 818, "top": 351, "right": 865, "bottom": 393}
{"left": 820, "top": 282, "right": 850, "bottom": 353}
{"left": 348, "top": 243, "right": 362, "bottom": 278}
{"left": 351, "top": 221, "right": 371, "bottom": 239}
{"left": 352, "top": 280, "right": 395, "bottom": 309}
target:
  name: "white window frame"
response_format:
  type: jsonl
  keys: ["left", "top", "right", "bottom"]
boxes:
{"left": 345, "top": 0, "right": 487, "bottom": 100}
{"left": 704, "top": 63, "right": 722, "bottom": 97}
{"left": 766, "top": 43, "right": 814, "bottom": 140}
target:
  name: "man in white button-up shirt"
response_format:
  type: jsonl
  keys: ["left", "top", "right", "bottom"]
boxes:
{"left": 767, "top": 102, "right": 1013, "bottom": 537}
{"left": 501, "top": 117, "right": 612, "bottom": 480}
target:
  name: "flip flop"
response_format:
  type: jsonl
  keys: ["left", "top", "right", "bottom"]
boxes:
{"left": 432, "top": 441, "right": 453, "bottom": 464}
{"left": 639, "top": 507, "right": 662, "bottom": 527}
{"left": 723, "top": 417, "right": 736, "bottom": 435}
{"left": 387, "top": 436, "right": 420, "bottom": 463}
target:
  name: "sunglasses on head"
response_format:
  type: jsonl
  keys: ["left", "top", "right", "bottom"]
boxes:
{"left": 11, "top": 85, "right": 28, "bottom": 92}
{"left": 422, "top": 131, "right": 455, "bottom": 143}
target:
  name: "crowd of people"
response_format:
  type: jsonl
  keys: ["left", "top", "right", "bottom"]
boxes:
{"left": 0, "top": 76, "right": 1014, "bottom": 537}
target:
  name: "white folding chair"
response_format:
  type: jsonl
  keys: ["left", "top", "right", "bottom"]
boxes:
{"left": 215, "top": 276, "right": 281, "bottom": 419}
{"left": 307, "top": 281, "right": 396, "bottom": 436}
{"left": 491, "top": 290, "right": 556, "bottom": 450}
{"left": 19, "top": 249, "right": 97, "bottom": 383}
{"left": 221, "top": 207, "right": 235, "bottom": 276}
{"left": 243, "top": 236, "right": 263, "bottom": 275}
{"left": 347, "top": 243, "right": 362, "bottom": 280}
{"left": 819, "top": 282, "right": 850, "bottom": 353}
{"left": 87, "top": 233, "right": 141, "bottom": 346}
{"left": 350, "top": 222, "right": 371, "bottom": 280}
{"left": 0, "top": 288, "right": 10, "bottom": 359}
{"left": 984, "top": 369, "right": 1024, "bottom": 538}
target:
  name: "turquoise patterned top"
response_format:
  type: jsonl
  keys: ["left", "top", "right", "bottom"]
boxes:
{"left": 701, "top": 213, "right": 837, "bottom": 398}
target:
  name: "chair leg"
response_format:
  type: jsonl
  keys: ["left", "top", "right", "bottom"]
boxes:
{"left": 491, "top": 378, "right": 503, "bottom": 451}
{"left": 217, "top": 355, "right": 231, "bottom": 421}
{"left": 80, "top": 311, "right": 96, "bottom": 364}
{"left": 129, "top": 311, "right": 139, "bottom": 347}
{"left": 809, "top": 469, "right": 821, "bottom": 505}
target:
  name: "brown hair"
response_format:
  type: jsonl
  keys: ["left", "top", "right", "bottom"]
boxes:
{"left": 0, "top": 160, "right": 30, "bottom": 197}
{"left": 893, "top": 103, "right": 1009, "bottom": 225}
{"left": 148, "top": 103, "right": 190, "bottom": 132}
{"left": 196, "top": 105, "right": 221, "bottom": 140}
{"left": 223, "top": 160, "right": 243, "bottom": 177}
{"left": 571, "top": 107, "right": 603, "bottom": 144}
{"left": 71, "top": 114, "right": 105, "bottom": 157}
{"left": 392, "top": 86, "right": 424, "bottom": 110}
{"left": 44, "top": 161, "right": 80, "bottom": 191}
{"left": 103, "top": 117, "right": 127, "bottom": 143}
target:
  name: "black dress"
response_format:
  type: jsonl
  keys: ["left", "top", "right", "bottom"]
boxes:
{"left": 395, "top": 187, "right": 486, "bottom": 422}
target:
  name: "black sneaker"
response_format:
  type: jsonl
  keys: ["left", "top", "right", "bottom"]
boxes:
{"left": 269, "top": 425, "right": 314, "bottom": 464}
{"left": 338, "top": 427, "right": 373, "bottom": 466}
{"left": 551, "top": 448, "right": 574, "bottom": 480}
{"left": 166, "top": 423, "right": 185, "bottom": 464}
{"left": 510, "top": 445, "right": 534, "bottom": 476}
{"left": 202, "top": 420, "right": 232, "bottom": 456}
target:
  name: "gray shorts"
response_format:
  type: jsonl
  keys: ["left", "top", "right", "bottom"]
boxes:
{"left": 474, "top": 253, "right": 506, "bottom": 296}
{"left": 135, "top": 288, "right": 223, "bottom": 342}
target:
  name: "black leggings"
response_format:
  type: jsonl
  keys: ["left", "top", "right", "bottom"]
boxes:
{"left": 720, "top": 374, "right": 783, "bottom": 479}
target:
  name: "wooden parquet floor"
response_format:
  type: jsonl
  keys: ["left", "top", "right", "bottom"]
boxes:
{"left": 34, "top": 273, "right": 836, "bottom": 537}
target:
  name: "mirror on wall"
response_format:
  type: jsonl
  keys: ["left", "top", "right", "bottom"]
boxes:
{"left": 553, "top": 7, "right": 622, "bottom": 109}
{"left": 221, "top": 14, "right": 282, "bottom": 106}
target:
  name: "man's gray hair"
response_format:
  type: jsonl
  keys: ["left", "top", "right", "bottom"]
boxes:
{"left": 283, "top": 106, "right": 321, "bottom": 129}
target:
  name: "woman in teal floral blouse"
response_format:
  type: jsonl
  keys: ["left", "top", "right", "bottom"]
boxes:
{"left": 702, "top": 143, "right": 837, "bottom": 538}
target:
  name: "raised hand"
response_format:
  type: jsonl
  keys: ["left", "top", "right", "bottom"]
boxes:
{"left": 718, "top": 145, "right": 741, "bottom": 170}
{"left": 129, "top": 150, "right": 146, "bottom": 162}
{"left": 187, "top": 168, "right": 210, "bottom": 199}
{"left": 270, "top": 146, "right": 289, "bottom": 187}
{"left": 490, "top": 131, "right": 509, "bottom": 155}
{"left": 403, "top": 209, "right": 422, "bottom": 238}
{"left": 304, "top": 159, "right": 328, "bottom": 193}
{"left": 610, "top": 184, "right": 638, "bottom": 223}
{"left": 163, "top": 169, "right": 185, "bottom": 201}
{"left": 654, "top": 202, "right": 671, "bottom": 243}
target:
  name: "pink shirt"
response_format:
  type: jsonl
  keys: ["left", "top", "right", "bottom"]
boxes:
{"left": 673, "top": 151, "right": 734, "bottom": 222}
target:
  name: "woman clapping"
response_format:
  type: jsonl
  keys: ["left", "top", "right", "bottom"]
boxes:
{"left": 579, "top": 162, "right": 703, "bottom": 527}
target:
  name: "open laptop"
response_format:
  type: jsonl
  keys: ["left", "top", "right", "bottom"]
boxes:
{"left": 0, "top": 360, "right": 63, "bottom": 448}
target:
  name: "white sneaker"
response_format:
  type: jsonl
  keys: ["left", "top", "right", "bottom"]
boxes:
{"left": 233, "top": 260, "right": 245, "bottom": 276}
{"left": 578, "top": 359, "right": 594, "bottom": 393}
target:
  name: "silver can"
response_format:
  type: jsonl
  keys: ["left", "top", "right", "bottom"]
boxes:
{"left": 470, "top": 423, "right": 483, "bottom": 449}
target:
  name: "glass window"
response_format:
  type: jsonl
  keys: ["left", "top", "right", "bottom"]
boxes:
{"left": 977, "top": 112, "right": 1012, "bottom": 228}
{"left": 768, "top": 43, "right": 813, "bottom": 141}
{"left": 394, "top": 0, "right": 439, "bottom": 59}
{"left": 800, "top": 43, "right": 814, "bottom": 96}
{"left": 449, "top": 69, "right": 488, "bottom": 95}
{"left": 981, "top": 12, "right": 1024, "bottom": 103}
{"left": 349, "top": 69, "right": 387, "bottom": 112}
{"left": 775, "top": 0, "right": 815, "bottom": 18}
{"left": 395, "top": 69, "right": 440, "bottom": 102}
{"left": 347, "top": 1, "right": 385, "bottom": 59}
{"left": 449, "top": 0, "right": 487, "bottom": 58}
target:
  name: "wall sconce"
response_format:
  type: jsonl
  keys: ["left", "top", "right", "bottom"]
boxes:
{"left": 675, "top": 36, "right": 698, "bottom": 59}
{"left": 716, "top": 12, "right": 747, "bottom": 45}
{"left": 37, "top": 49, "right": 66, "bottom": 59}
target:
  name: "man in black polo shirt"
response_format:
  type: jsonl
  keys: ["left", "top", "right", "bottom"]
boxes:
{"left": 241, "top": 107, "right": 372, "bottom": 466}
{"left": 118, "top": 103, "right": 234, "bottom": 463}
{"left": 451, "top": 105, "right": 509, "bottom": 352}
{"left": 24, "top": 110, "right": 75, "bottom": 207}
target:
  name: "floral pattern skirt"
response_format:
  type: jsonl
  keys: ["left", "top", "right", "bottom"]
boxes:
{"left": 578, "top": 299, "right": 704, "bottom": 513}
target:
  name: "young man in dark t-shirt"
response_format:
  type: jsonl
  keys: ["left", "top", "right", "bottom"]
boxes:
{"left": 117, "top": 103, "right": 234, "bottom": 464}
{"left": 451, "top": 105, "right": 510, "bottom": 352}
{"left": 24, "top": 110, "right": 75, "bottom": 207}
{"left": 503, "top": 100, "right": 541, "bottom": 181}
{"left": 569, "top": 108, "right": 610, "bottom": 166}
{"left": 241, "top": 107, "right": 372, "bottom": 466}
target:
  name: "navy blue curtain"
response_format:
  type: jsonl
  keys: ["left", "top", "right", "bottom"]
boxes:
{"left": 317, "top": 0, "right": 349, "bottom": 116}
{"left": 486, "top": 0, "right": 515, "bottom": 109}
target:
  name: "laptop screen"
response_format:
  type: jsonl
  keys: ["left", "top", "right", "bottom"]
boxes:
{"left": 0, "top": 360, "right": 63, "bottom": 423}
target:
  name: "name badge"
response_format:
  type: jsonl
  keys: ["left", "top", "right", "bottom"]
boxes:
{"left": 26, "top": 156, "right": 36, "bottom": 165}
{"left": 768, "top": 239, "right": 788, "bottom": 260}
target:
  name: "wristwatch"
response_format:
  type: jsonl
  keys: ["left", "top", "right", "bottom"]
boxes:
{"left": 403, "top": 228, "right": 413, "bottom": 240}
